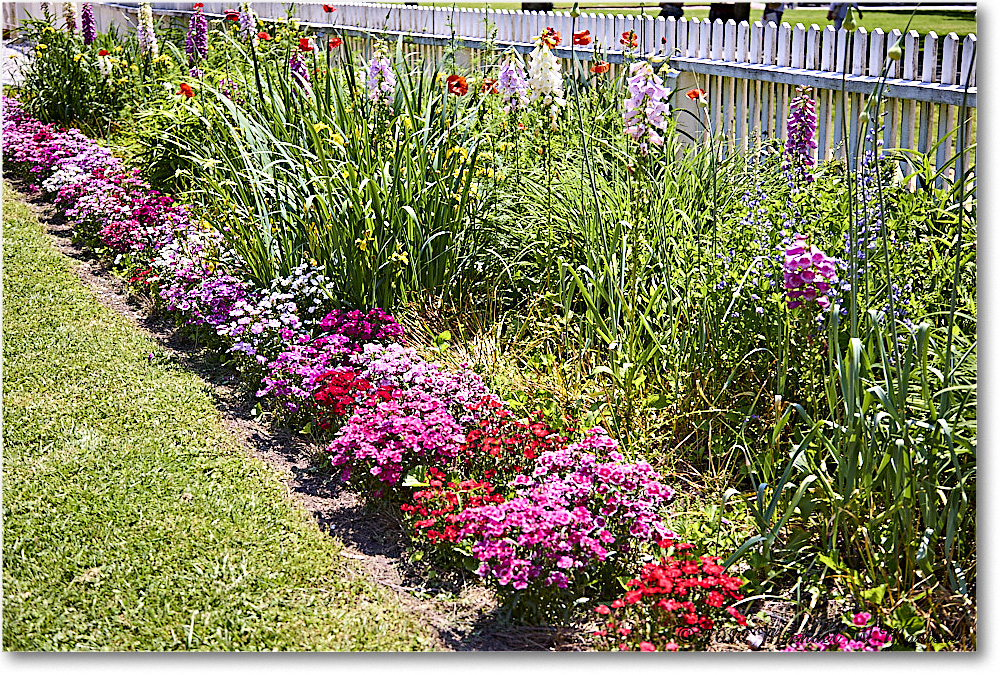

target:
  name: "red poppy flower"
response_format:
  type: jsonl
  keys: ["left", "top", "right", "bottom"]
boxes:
{"left": 299, "top": 37, "right": 312, "bottom": 51}
{"left": 685, "top": 88, "right": 706, "bottom": 101}
{"left": 98, "top": 48, "right": 109, "bottom": 56}
{"left": 328, "top": 36, "right": 343, "bottom": 50}
{"left": 323, "top": 4, "right": 336, "bottom": 11}
{"left": 573, "top": 30, "right": 592, "bottom": 46}
{"left": 590, "top": 61, "right": 610, "bottom": 74}
{"left": 193, "top": 3, "right": 203, "bottom": 8}
{"left": 224, "top": 8, "right": 239, "bottom": 21}
{"left": 178, "top": 82, "right": 195, "bottom": 98}
{"left": 446, "top": 74, "right": 468, "bottom": 96}
{"left": 257, "top": 31, "right": 271, "bottom": 41}
{"left": 539, "top": 26, "right": 561, "bottom": 48}
{"left": 481, "top": 77, "right": 498, "bottom": 94}
{"left": 620, "top": 30, "right": 638, "bottom": 48}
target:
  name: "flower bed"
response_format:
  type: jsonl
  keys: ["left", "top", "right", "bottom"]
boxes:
{"left": 2, "top": 94, "right": 744, "bottom": 646}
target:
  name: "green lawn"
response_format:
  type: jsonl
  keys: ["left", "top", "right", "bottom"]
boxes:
{"left": 1, "top": 183, "right": 436, "bottom": 651}
{"left": 416, "top": 3, "right": 977, "bottom": 37}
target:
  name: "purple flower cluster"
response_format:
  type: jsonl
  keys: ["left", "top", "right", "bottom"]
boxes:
{"left": 81, "top": 3, "right": 96, "bottom": 45}
{"left": 185, "top": 4, "right": 208, "bottom": 77}
{"left": 783, "top": 234, "right": 839, "bottom": 311}
{"left": 784, "top": 90, "right": 818, "bottom": 182}
{"left": 256, "top": 334, "right": 353, "bottom": 410}
{"left": 2, "top": 98, "right": 122, "bottom": 176}
{"left": 328, "top": 388, "right": 466, "bottom": 486}
{"left": 623, "top": 61, "right": 670, "bottom": 156}
{"left": 289, "top": 53, "right": 311, "bottom": 97}
{"left": 366, "top": 46, "right": 396, "bottom": 107}
{"left": 458, "top": 428, "right": 676, "bottom": 591}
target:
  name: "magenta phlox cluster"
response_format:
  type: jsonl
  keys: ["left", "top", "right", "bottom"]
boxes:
{"left": 783, "top": 233, "right": 840, "bottom": 311}
{"left": 349, "top": 342, "right": 500, "bottom": 424}
{"left": 784, "top": 626, "right": 893, "bottom": 651}
{"left": 458, "top": 428, "right": 676, "bottom": 591}
{"left": 326, "top": 387, "right": 465, "bottom": 485}
{"left": 318, "top": 308, "right": 405, "bottom": 347}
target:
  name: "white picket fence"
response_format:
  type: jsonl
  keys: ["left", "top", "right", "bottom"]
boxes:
{"left": 5, "top": 1, "right": 976, "bottom": 174}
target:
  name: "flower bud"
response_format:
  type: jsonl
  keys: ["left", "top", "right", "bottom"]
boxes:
{"left": 570, "top": 2, "right": 580, "bottom": 18}
{"left": 887, "top": 41, "right": 902, "bottom": 61}
{"left": 842, "top": 8, "right": 856, "bottom": 32}
{"left": 859, "top": 110, "right": 870, "bottom": 125}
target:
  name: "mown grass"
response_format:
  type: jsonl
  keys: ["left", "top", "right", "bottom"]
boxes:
{"left": 1, "top": 183, "right": 436, "bottom": 651}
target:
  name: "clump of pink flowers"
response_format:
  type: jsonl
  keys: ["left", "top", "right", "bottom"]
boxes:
{"left": 458, "top": 428, "right": 675, "bottom": 598}
{"left": 783, "top": 233, "right": 839, "bottom": 311}
{"left": 783, "top": 612, "right": 893, "bottom": 651}
{"left": 327, "top": 387, "right": 466, "bottom": 487}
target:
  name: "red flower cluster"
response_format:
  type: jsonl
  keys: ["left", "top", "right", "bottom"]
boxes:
{"left": 446, "top": 74, "right": 469, "bottom": 96}
{"left": 312, "top": 369, "right": 372, "bottom": 426}
{"left": 460, "top": 407, "right": 569, "bottom": 482}
{"left": 401, "top": 471, "right": 503, "bottom": 545}
{"left": 539, "top": 26, "right": 561, "bottom": 48}
{"left": 594, "top": 539, "right": 747, "bottom": 651}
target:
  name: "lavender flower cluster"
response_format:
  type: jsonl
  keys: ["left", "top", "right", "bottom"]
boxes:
{"left": 623, "top": 61, "right": 671, "bottom": 155}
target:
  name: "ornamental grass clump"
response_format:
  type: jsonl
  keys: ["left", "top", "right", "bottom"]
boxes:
{"left": 593, "top": 539, "right": 748, "bottom": 651}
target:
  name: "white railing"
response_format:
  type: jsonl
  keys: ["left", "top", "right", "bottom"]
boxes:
{"left": 5, "top": 2, "right": 976, "bottom": 173}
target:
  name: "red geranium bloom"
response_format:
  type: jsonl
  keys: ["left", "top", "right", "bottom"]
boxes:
{"left": 98, "top": 48, "right": 109, "bottom": 56}
{"left": 446, "top": 74, "right": 468, "bottom": 96}
{"left": 621, "top": 30, "right": 638, "bottom": 48}
{"left": 323, "top": 4, "right": 336, "bottom": 11}
{"left": 573, "top": 30, "right": 592, "bottom": 45}
{"left": 686, "top": 88, "right": 707, "bottom": 101}
{"left": 257, "top": 31, "right": 271, "bottom": 41}
{"left": 482, "top": 77, "right": 498, "bottom": 94}
{"left": 328, "top": 36, "right": 343, "bottom": 50}
{"left": 590, "top": 61, "right": 610, "bottom": 74}
{"left": 178, "top": 82, "right": 195, "bottom": 98}
{"left": 299, "top": 37, "right": 312, "bottom": 51}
